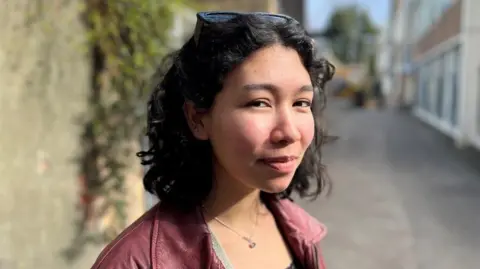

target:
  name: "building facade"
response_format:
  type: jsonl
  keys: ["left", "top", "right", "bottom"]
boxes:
{"left": 386, "top": 0, "right": 406, "bottom": 97}
{"left": 391, "top": 0, "right": 480, "bottom": 150}
{"left": 376, "top": 27, "right": 393, "bottom": 96}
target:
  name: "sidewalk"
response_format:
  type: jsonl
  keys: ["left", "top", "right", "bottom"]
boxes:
{"left": 298, "top": 99, "right": 480, "bottom": 269}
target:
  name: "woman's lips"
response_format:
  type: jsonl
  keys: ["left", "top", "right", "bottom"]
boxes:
{"left": 259, "top": 156, "right": 298, "bottom": 173}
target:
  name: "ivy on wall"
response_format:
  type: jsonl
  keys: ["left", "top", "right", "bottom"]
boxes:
{"left": 64, "top": 0, "right": 198, "bottom": 260}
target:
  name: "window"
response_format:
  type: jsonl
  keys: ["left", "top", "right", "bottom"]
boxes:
{"left": 436, "top": 54, "right": 445, "bottom": 118}
{"left": 442, "top": 50, "right": 452, "bottom": 123}
{"left": 450, "top": 47, "right": 460, "bottom": 126}
{"left": 420, "top": 65, "right": 430, "bottom": 111}
{"left": 451, "top": 71, "right": 458, "bottom": 126}
{"left": 432, "top": 60, "right": 440, "bottom": 114}
{"left": 441, "top": 0, "right": 453, "bottom": 13}
{"left": 477, "top": 66, "right": 480, "bottom": 135}
{"left": 426, "top": 62, "right": 435, "bottom": 113}
{"left": 416, "top": 70, "right": 422, "bottom": 107}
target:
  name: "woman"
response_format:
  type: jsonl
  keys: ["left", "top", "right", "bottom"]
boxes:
{"left": 91, "top": 11, "right": 335, "bottom": 269}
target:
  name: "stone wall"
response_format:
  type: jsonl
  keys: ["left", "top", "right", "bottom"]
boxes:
{"left": 0, "top": 1, "right": 284, "bottom": 268}
{"left": 0, "top": 1, "right": 98, "bottom": 268}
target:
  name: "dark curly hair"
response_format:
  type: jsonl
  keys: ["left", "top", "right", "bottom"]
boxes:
{"left": 137, "top": 13, "right": 335, "bottom": 210}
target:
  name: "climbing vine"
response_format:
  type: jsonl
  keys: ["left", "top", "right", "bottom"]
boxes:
{"left": 64, "top": 0, "right": 198, "bottom": 260}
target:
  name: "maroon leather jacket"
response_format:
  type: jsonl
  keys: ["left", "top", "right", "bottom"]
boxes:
{"left": 91, "top": 195, "right": 327, "bottom": 269}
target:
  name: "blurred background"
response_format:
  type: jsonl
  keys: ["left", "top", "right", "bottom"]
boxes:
{"left": 1, "top": 0, "right": 479, "bottom": 268}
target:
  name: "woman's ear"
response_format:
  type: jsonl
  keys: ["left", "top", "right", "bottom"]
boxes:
{"left": 183, "top": 101, "right": 209, "bottom": 140}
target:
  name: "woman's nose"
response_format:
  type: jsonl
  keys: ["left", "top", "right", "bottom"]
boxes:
{"left": 269, "top": 110, "right": 301, "bottom": 145}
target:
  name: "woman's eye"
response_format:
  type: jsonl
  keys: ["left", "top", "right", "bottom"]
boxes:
{"left": 247, "top": 100, "right": 270, "bottom": 108}
{"left": 294, "top": 100, "right": 312, "bottom": 107}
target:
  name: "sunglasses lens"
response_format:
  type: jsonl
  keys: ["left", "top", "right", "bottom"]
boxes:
{"left": 194, "top": 12, "right": 291, "bottom": 46}
{"left": 268, "top": 16, "right": 288, "bottom": 22}
{"left": 201, "top": 12, "right": 288, "bottom": 24}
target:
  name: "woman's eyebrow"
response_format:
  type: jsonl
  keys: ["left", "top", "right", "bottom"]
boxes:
{"left": 242, "top": 83, "right": 313, "bottom": 92}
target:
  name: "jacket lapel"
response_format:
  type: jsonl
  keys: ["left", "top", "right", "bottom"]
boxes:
{"left": 152, "top": 204, "right": 224, "bottom": 269}
{"left": 264, "top": 195, "right": 327, "bottom": 268}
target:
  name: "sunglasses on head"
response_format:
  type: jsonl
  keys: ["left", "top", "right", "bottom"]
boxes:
{"left": 193, "top": 11, "right": 294, "bottom": 47}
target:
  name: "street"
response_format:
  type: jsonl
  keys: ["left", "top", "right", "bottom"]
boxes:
{"left": 299, "top": 99, "right": 480, "bottom": 269}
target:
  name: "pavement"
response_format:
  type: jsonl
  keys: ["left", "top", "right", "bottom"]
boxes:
{"left": 298, "top": 99, "right": 480, "bottom": 269}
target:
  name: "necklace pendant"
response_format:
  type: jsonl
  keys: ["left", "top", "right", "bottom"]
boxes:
{"left": 242, "top": 236, "right": 256, "bottom": 248}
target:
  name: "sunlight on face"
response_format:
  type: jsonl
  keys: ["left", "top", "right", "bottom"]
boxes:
{"left": 204, "top": 44, "right": 315, "bottom": 193}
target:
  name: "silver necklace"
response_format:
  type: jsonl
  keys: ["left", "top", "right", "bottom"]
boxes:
{"left": 212, "top": 216, "right": 257, "bottom": 248}
{"left": 203, "top": 206, "right": 259, "bottom": 249}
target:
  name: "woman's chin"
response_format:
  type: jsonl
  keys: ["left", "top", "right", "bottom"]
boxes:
{"left": 258, "top": 178, "right": 293, "bottom": 194}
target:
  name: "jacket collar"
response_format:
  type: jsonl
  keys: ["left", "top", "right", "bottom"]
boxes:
{"left": 151, "top": 195, "right": 326, "bottom": 269}
{"left": 263, "top": 194, "right": 327, "bottom": 245}
{"left": 263, "top": 194, "right": 327, "bottom": 268}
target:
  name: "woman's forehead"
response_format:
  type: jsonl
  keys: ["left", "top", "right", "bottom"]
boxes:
{"left": 227, "top": 45, "right": 311, "bottom": 86}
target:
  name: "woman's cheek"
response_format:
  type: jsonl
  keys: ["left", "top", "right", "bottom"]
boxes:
{"left": 299, "top": 115, "right": 315, "bottom": 146}
{"left": 230, "top": 116, "right": 271, "bottom": 151}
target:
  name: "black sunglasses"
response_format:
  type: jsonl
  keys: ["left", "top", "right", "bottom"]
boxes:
{"left": 193, "top": 11, "right": 294, "bottom": 47}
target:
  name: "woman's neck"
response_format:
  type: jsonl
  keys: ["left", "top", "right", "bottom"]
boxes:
{"left": 202, "top": 166, "right": 267, "bottom": 229}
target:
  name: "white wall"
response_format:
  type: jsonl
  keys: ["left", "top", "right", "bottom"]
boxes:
{"left": 376, "top": 28, "right": 393, "bottom": 94}
{"left": 459, "top": 0, "right": 480, "bottom": 149}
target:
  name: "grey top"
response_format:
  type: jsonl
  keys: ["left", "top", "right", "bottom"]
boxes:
{"left": 210, "top": 232, "right": 302, "bottom": 269}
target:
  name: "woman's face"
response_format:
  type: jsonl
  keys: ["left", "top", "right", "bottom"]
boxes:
{"left": 190, "top": 44, "right": 315, "bottom": 194}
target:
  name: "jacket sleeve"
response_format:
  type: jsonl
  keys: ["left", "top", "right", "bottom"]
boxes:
{"left": 91, "top": 254, "right": 149, "bottom": 269}
{"left": 90, "top": 241, "right": 152, "bottom": 269}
